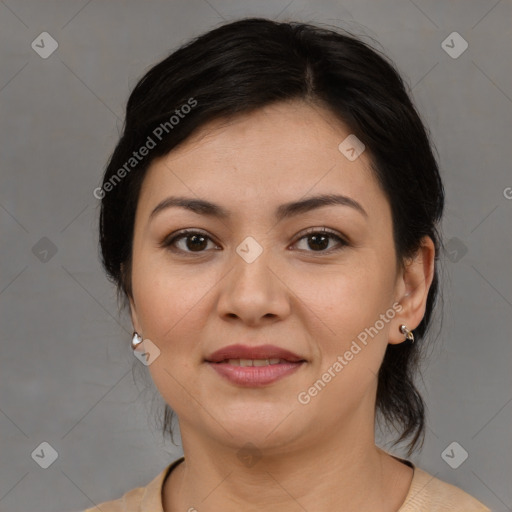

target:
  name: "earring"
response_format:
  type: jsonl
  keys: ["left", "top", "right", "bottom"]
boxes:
{"left": 399, "top": 324, "right": 415, "bottom": 343}
{"left": 131, "top": 331, "right": 143, "bottom": 350}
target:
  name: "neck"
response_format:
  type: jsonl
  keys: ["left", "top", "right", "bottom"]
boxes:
{"left": 163, "top": 427, "right": 413, "bottom": 512}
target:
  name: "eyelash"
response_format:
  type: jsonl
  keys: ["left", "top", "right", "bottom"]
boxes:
{"left": 160, "top": 227, "right": 349, "bottom": 256}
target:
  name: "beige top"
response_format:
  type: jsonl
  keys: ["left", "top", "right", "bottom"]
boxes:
{"left": 83, "top": 455, "right": 491, "bottom": 511}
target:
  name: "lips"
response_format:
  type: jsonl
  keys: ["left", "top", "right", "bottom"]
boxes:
{"left": 205, "top": 344, "right": 307, "bottom": 387}
{"left": 205, "top": 344, "right": 305, "bottom": 363}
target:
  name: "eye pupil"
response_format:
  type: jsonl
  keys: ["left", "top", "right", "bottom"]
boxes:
{"left": 187, "top": 234, "right": 208, "bottom": 251}
{"left": 308, "top": 234, "right": 329, "bottom": 251}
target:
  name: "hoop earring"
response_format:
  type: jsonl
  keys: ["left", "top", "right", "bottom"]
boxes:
{"left": 399, "top": 324, "right": 415, "bottom": 343}
{"left": 131, "top": 331, "right": 143, "bottom": 350}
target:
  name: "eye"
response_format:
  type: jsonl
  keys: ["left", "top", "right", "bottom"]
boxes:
{"left": 292, "top": 228, "right": 348, "bottom": 253}
{"left": 160, "top": 229, "right": 219, "bottom": 254}
{"left": 160, "top": 227, "right": 348, "bottom": 255}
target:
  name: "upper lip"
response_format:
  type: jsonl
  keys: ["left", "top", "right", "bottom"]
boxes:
{"left": 205, "top": 344, "right": 305, "bottom": 363}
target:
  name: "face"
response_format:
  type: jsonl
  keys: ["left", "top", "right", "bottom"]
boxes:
{"left": 128, "top": 100, "right": 427, "bottom": 454}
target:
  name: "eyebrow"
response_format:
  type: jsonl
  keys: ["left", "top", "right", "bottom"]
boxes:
{"left": 149, "top": 193, "right": 368, "bottom": 222}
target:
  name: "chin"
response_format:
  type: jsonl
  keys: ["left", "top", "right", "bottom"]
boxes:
{"left": 214, "top": 407, "right": 307, "bottom": 447}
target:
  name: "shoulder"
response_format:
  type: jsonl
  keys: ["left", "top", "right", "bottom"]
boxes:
{"left": 84, "top": 487, "right": 147, "bottom": 512}
{"left": 81, "top": 459, "right": 181, "bottom": 512}
{"left": 82, "top": 484, "right": 145, "bottom": 512}
{"left": 399, "top": 466, "right": 491, "bottom": 512}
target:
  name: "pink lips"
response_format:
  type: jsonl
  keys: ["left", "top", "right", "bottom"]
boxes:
{"left": 205, "top": 344, "right": 306, "bottom": 387}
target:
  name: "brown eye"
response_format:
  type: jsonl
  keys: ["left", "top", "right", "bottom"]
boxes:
{"left": 293, "top": 228, "right": 348, "bottom": 253}
{"left": 161, "top": 230, "right": 218, "bottom": 253}
{"left": 161, "top": 227, "right": 348, "bottom": 256}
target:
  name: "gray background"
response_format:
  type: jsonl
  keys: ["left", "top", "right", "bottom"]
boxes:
{"left": 1, "top": 1, "right": 511, "bottom": 511}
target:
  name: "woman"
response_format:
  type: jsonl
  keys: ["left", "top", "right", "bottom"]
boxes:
{"left": 87, "top": 18, "right": 490, "bottom": 512}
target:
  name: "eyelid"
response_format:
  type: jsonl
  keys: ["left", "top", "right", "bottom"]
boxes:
{"left": 291, "top": 227, "right": 349, "bottom": 254}
{"left": 158, "top": 228, "right": 218, "bottom": 250}
{"left": 160, "top": 226, "right": 349, "bottom": 255}
{"left": 293, "top": 226, "right": 349, "bottom": 245}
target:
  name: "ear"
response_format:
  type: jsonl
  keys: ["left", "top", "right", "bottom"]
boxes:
{"left": 389, "top": 236, "right": 436, "bottom": 345}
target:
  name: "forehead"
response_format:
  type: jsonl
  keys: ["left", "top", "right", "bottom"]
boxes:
{"left": 137, "top": 101, "right": 388, "bottom": 222}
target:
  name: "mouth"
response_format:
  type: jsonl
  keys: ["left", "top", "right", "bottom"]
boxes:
{"left": 204, "top": 344, "right": 306, "bottom": 387}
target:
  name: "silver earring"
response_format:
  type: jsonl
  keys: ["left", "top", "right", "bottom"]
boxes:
{"left": 399, "top": 324, "right": 415, "bottom": 343}
{"left": 131, "top": 331, "right": 143, "bottom": 350}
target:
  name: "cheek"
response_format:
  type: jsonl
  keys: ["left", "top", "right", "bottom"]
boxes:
{"left": 130, "top": 250, "right": 221, "bottom": 357}
{"left": 295, "top": 258, "right": 391, "bottom": 331}
{"left": 131, "top": 259, "right": 214, "bottom": 408}
{"left": 292, "top": 258, "right": 395, "bottom": 390}
{"left": 295, "top": 266, "right": 393, "bottom": 404}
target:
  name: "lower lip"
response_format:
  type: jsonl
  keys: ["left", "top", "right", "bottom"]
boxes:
{"left": 206, "top": 361, "right": 304, "bottom": 387}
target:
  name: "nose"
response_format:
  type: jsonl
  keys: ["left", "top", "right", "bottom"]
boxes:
{"left": 216, "top": 241, "right": 291, "bottom": 327}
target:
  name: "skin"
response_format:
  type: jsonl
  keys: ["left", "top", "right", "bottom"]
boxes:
{"left": 127, "top": 100, "right": 435, "bottom": 512}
